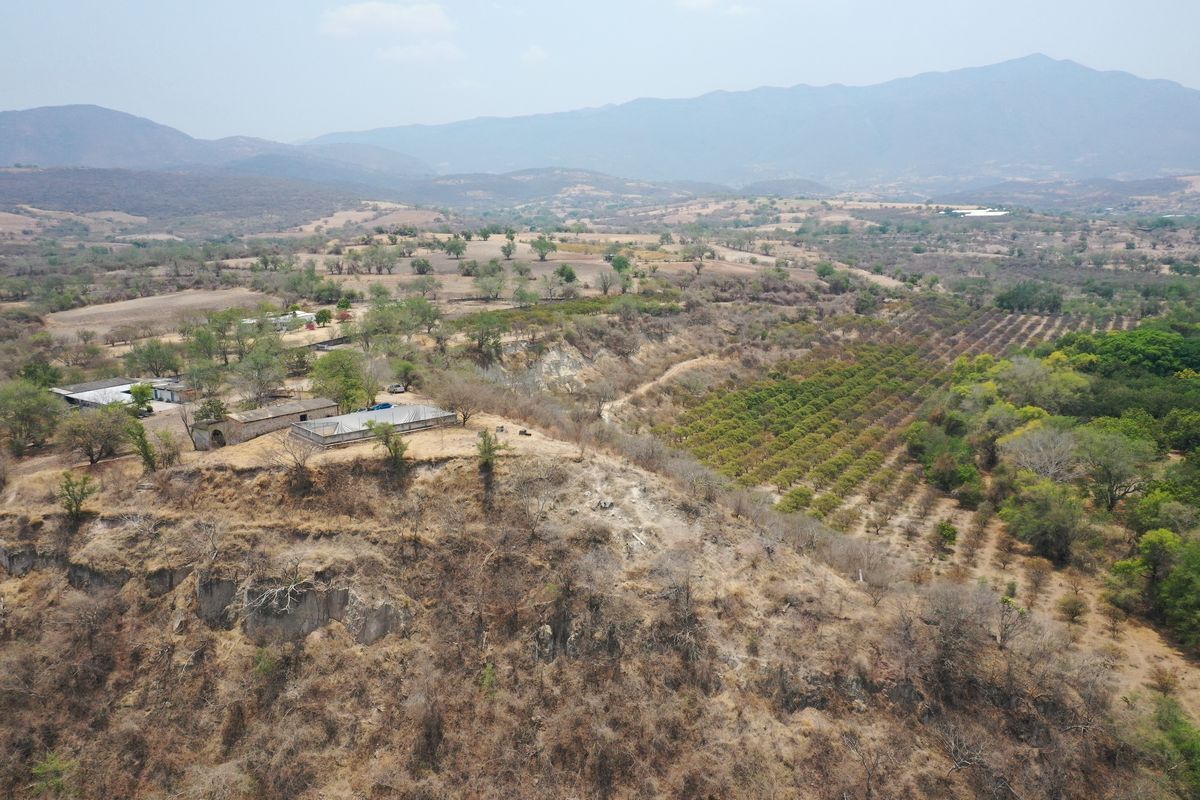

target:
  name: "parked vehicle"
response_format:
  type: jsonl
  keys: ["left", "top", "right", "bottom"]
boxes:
{"left": 370, "top": 402, "right": 393, "bottom": 411}
{"left": 387, "top": 384, "right": 407, "bottom": 393}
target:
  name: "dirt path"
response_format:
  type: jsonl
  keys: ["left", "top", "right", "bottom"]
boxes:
{"left": 603, "top": 354, "right": 723, "bottom": 421}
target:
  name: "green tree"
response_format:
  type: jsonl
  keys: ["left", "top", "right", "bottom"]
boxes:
{"left": 466, "top": 313, "right": 507, "bottom": 365}
{"left": 391, "top": 360, "right": 420, "bottom": 391}
{"left": 234, "top": 339, "right": 285, "bottom": 407}
{"left": 124, "top": 339, "right": 181, "bottom": 377}
{"left": 500, "top": 241, "right": 517, "bottom": 260}
{"left": 618, "top": 270, "right": 634, "bottom": 294}
{"left": 610, "top": 254, "right": 631, "bottom": 273}
{"left": 1140, "top": 528, "right": 1184, "bottom": 610}
{"left": 512, "top": 286, "right": 539, "bottom": 307}
{"left": 1075, "top": 427, "right": 1156, "bottom": 512}
{"left": 1159, "top": 541, "right": 1200, "bottom": 646}
{"left": 365, "top": 419, "right": 407, "bottom": 474}
{"left": 554, "top": 263, "right": 577, "bottom": 283}
{"left": 19, "top": 358, "right": 62, "bottom": 389}
{"left": 935, "top": 520, "right": 958, "bottom": 550}
{"left": 127, "top": 419, "right": 157, "bottom": 472}
{"left": 311, "top": 349, "right": 375, "bottom": 412}
{"left": 407, "top": 275, "right": 440, "bottom": 299}
{"left": 530, "top": 235, "right": 557, "bottom": 261}
{"left": 1001, "top": 479, "right": 1089, "bottom": 565}
{"left": 128, "top": 383, "right": 154, "bottom": 413}
{"left": 995, "top": 356, "right": 1088, "bottom": 413}
{"left": 477, "top": 429, "right": 504, "bottom": 472}
{"left": 0, "top": 379, "right": 64, "bottom": 455}
{"left": 1093, "top": 327, "right": 1188, "bottom": 377}
{"left": 1164, "top": 408, "right": 1200, "bottom": 452}
{"left": 59, "top": 404, "right": 130, "bottom": 464}
{"left": 196, "top": 397, "right": 228, "bottom": 422}
{"left": 411, "top": 257, "right": 434, "bottom": 275}
{"left": 474, "top": 272, "right": 506, "bottom": 301}
{"left": 400, "top": 295, "right": 441, "bottom": 333}
{"left": 315, "top": 308, "right": 333, "bottom": 327}
{"left": 444, "top": 236, "right": 467, "bottom": 259}
{"left": 58, "top": 472, "right": 98, "bottom": 525}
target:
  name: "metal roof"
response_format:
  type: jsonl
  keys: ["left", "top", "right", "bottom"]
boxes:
{"left": 227, "top": 397, "right": 338, "bottom": 423}
{"left": 294, "top": 404, "right": 455, "bottom": 437}
{"left": 51, "top": 377, "right": 140, "bottom": 395}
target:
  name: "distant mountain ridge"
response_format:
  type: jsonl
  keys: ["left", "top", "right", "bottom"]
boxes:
{"left": 4, "top": 55, "right": 1200, "bottom": 204}
{"left": 311, "top": 55, "right": 1200, "bottom": 191}
{"left": 936, "top": 175, "right": 1200, "bottom": 215}
{"left": 0, "top": 104, "right": 433, "bottom": 187}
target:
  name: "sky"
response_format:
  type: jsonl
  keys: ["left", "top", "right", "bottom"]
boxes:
{"left": 3, "top": 0, "right": 1199, "bottom": 142}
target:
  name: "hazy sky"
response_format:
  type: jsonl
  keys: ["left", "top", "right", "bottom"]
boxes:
{"left": 3, "top": 0, "right": 1199, "bottom": 142}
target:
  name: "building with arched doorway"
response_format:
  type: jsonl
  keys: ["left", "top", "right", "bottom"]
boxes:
{"left": 191, "top": 397, "right": 339, "bottom": 450}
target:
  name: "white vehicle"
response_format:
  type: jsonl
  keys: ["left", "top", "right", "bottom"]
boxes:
{"left": 387, "top": 384, "right": 407, "bottom": 394}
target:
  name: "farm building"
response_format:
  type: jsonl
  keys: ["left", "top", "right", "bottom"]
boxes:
{"left": 191, "top": 397, "right": 339, "bottom": 449}
{"left": 51, "top": 377, "right": 166, "bottom": 408}
{"left": 291, "top": 404, "right": 457, "bottom": 448}
{"left": 153, "top": 381, "right": 198, "bottom": 404}
{"left": 240, "top": 310, "right": 316, "bottom": 331}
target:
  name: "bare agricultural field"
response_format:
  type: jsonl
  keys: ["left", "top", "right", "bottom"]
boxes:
{"left": 288, "top": 202, "right": 404, "bottom": 234}
{"left": 44, "top": 288, "right": 276, "bottom": 337}
{"left": 368, "top": 205, "right": 448, "bottom": 228}
{"left": 0, "top": 210, "right": 39, "bottom": 236}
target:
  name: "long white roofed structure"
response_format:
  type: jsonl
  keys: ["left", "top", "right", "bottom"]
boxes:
{"left": 290, "top": 404, "right": 457, "bottom": 447}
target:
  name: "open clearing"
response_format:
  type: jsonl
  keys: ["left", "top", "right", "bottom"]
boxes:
{"left": 44, "top": 288, "right": 276, "bottom": 337}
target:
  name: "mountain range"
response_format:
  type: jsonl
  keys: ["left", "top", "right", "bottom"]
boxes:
{"left": 2, "top": 54, "right": 1199, "bottom": 210}
{"left": 0, "top": 104, "right": 433, "bottom": 192}
{"left": 311, "top": 54, "right": 1200, "bottom": 191}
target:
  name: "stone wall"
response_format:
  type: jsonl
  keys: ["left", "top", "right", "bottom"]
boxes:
{"left": 191, "top": 404, "right": 338, "bottom": 449}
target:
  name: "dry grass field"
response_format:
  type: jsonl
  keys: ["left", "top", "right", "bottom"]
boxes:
{"left": 44, "top": 288, "right": 276, "bottom": 337}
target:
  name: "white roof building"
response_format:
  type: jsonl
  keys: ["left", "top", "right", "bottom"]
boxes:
{"left": 291, "top": 404, "right": 457, "bottom": 447}
{"left": 51, "top": 377, "right": 168, "bottom": 408}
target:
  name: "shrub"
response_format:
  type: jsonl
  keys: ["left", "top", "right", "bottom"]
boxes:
{"left": 1057, "top": 592, "right": 1089, "bottom": 625}
{"left": 58, "top": 471, "right": 98, "bottom": 524}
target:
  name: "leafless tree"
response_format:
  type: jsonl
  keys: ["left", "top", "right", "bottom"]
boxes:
{"left": 1022, "top": 558, "right": 1053, "bottom": 607}
{"left": 242, "top": 558, "right": 308, "bottom": 617}
{"left": 513, "top": 461, "right": 566, "bottom": 535}
{"left": 266, "top": 432, "right": 320, "bottom": 490}
{"left": 583, "top": 380, "right": 616, "bottom": 419}
{"left": 999, "top": 426, "right": 1079, "bottom": 482}
{"left": 862, "top": 562, "right": 897, "bottom": 607}
{"left": 178, "top": 403, "right": 198, "bottom": 450}
{"left": 434, "top": 372, "right": 486, "bottom": 426}
{"left": 841, "top": 732, "right": 886, "bottom": 799}
{"left": 566, "top": 408, "right": 594, "bottom": 459}
{"left": 938, "top": 723, "right": 987, "bottom": 775}
{"left": 866, "top": 508, "right": 893, "bottom": 536}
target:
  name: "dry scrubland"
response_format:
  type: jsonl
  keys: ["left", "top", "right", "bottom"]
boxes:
{"left": 2, "top": 197, "right": 1200, "bottom": 798}
{"left": 0, "top": 422, "right": 1176, "bottom": 799}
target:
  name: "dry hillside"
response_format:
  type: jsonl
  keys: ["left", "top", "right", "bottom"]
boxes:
{"left": 0, "top": 416, "right": 1179, "bottom": 799}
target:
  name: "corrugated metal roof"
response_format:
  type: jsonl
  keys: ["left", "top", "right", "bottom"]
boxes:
{"left": 295, "top": 404, "right": 455, "bottom": 437}
{"left": 66, "top": 387, "right": 136, "bottom": 405}
{"left": 51, "top": 377, "right": 139, "bottom": 395}
{"left": 228, "top": 397, "right": 338, "bottom": 423}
